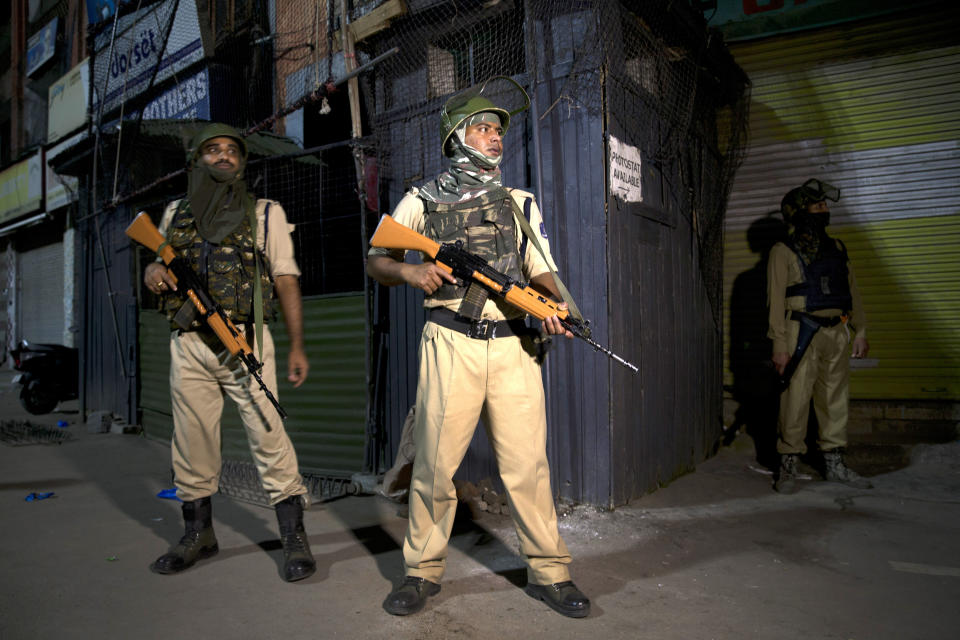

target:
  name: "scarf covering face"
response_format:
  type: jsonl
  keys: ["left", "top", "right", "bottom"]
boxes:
{"left": 187, "top": 124, "right": 255, "bottom": 245}
{"left": 419, "top": 112, "right": 504, "bottom": 204}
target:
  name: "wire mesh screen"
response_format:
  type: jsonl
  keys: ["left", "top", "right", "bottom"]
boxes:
{"left": 87, "top": 0, "right": 748, "bottom": 311}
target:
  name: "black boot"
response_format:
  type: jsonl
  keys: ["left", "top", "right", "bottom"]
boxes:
{"left": 525, "top": 581, "right": 591, "bottom": 618}
{"left": 151, "top": 496, "right": 219, "bottom": 574}
{"left": 824, "top": 449, "right": 873, "bottom": 489}
{"left": 774, "top": 454, "right": 800, "bottom": 494}
{"left": 275, "top": 495, "right": 316, "bottom": 582}
{"left": 384, "top": 576, "right": 441, "bottom": 615}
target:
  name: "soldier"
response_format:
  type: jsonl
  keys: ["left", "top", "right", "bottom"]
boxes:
{"left": 366, "top": 78, "right": 590, "bottom": 618}
{"left": 143, "top": 123, "right": 315, "bottom": 581}
{"left": 768, "top": 179, "right": 872, "bottom": 493}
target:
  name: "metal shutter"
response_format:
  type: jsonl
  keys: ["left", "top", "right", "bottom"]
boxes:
{"left": 723, "top": 6, "right": 960, "bottom": 400}
{"left": 18, "top": 242, "right": 65, "bottom": 344}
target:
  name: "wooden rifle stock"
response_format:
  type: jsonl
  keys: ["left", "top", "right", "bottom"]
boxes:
{"left": 125, "top": 212, "right": 288, "bottom": 419}
{"left": 369, "top": 215, "right": 639, "bottom": 373}
{"left": 369, "top": 214, "right": 569, "bottom": 323}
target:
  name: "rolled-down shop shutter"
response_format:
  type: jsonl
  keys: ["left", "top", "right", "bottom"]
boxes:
{"left": 139, "top": 294, "right": 367, "bottom": 475}
{"left": 722, "top": 6, "right": 960, "bottom": 400}
{"left": 18, "top": 242, "right": 66, "bottom": 344}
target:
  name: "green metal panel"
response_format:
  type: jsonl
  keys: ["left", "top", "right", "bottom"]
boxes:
{"left": 139, "top": 294, "right": 367, "bottom": 473}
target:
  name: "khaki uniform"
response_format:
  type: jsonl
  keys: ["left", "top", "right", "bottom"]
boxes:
{"left": 159, "top": 199, "right": 307, "bottom": 504}
{"left": 370, "top": 189, "right": 572, "bottom": 585}
{"left": 767, "top": 240, "right": 867, "bottom": 454}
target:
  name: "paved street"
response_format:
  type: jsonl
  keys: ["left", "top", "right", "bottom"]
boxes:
{"left": 2, "top": 373, "right": 959, "bottom": 639}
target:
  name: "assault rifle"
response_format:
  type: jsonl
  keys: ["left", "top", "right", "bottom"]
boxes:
{"left": 370, "top": 215, "right": 639, "bottom": 373}
{"left": 125, "top": 212, "right": 287, "bottom": 421}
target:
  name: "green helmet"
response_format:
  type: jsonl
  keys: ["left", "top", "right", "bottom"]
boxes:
{"left": 780, "top": 178, "right": 840, "bottom": 222}
{"left": 439, "top": 75, "right": 530, "bottom": 156}
{"left": 440, "top": 96, "right": 511, "bottom": 156}
{"left": 188, "top": 123, "right": 248, "bottom": 166}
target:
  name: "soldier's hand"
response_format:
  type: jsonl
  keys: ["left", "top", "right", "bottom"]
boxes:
{"left": 288, "top": 347, "right": 309, "bottom": 388}
{"left": 542, "top": 302, "right": 574, "bottom": 338}
{"left": 145, "top": 262, "right": 177, "bottom": 295}
{"left": 404, "top": 263, "right": 457, "bottom": 295}
{"left": 851, "top": 337, "right": 869, "bottom": 358}
{"left": 772, "top": 351, "right": 791, "bottom": 375}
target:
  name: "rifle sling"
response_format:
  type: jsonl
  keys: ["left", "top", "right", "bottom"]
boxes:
{"left": 507, "top": 192, "right": 586, "bottom": 327}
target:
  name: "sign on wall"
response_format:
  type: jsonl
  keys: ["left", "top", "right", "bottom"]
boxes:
{"left": 91, "top": 0, "right": 204, "bottom": 117}
{"left": 48, "top": 59, "right": 90, "bottom": 144}
{"left": 0, "top": 153, "right": 44, "bottom": 225}
{"left": 26, "top": 17, "right": 58, "bottom": 76}
{"left": 705, "top": 0, "right": 942, "bottom": 41}
{"left": 85, "top": 0, "right": 135, "bottom": 26}
{"left": 608, "top": 135, "right": 643, "bottom": 203}
{"left": 141, "top": 68, "right": 210, "bottom": 120}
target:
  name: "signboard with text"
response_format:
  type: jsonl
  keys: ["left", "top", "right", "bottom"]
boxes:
{"left": 26, "top": 17, "right": 58, "bottom": 76}
{"left": 48, "top": 59, "right": 90, "bottom": 144}
{"left": 609, "top": 135, "right": 643, "bottom": 203}
{"left": 92, "top": 0, "right": 204, "bottom": 117}
{"left": 0, "top": 153, "right": 44, "bottom": 224}
{"left": 704, "top": 0, "right": 941, "bottom": 41}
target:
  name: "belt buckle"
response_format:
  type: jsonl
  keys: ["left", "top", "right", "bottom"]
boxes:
{"left": 467, "top": 319, "right": 495, "bottom": 340}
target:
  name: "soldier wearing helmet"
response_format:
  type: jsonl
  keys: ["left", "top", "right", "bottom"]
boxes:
{"left": 367, "top": 79, "right": 590, "bottom": 618}
{"left": 767, "top": 179, "right": 871, "bottom": 493}
{"left": 144, "top": 123, "right": 316, "bottom": 582}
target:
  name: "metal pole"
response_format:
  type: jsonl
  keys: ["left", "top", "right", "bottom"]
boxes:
{"left": 340, "top": 0, "right": 376, "bottom": 474}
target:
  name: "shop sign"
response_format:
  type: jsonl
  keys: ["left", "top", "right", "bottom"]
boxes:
{"left": 26, "top": 17, "right": 58, "bottom": 76}
{"left": 0, "top": 153, "right": 44, "bottom": 224}
{"left": 92, "top": 0, "right": 204, "bottom": 116}
{"left": 48, "top": 59, "right": 91, "bottom": 143}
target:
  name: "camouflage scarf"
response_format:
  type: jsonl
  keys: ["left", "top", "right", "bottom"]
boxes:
{"left": 419, "top": 115, "right": 503, "bottom": 204}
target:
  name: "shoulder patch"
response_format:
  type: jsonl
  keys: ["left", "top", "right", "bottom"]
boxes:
{"left": 539, "top": 222, "right": 548, "bottom": 238}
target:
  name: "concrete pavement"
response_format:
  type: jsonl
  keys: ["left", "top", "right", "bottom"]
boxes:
{"left": 2, "top": 372, "right": 959, "bottom": 639}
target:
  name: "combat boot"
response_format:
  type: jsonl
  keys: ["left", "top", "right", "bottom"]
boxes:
{"left": 151, "top": 496, "right": 219, "bottom": 574}
{"left": 774, "top": 454, "right": 800, "bottom": 494}
{"left": 275, "top": 495, "right": 316, "bottom": 582}
{"left": 823, "top": 449, "right": 873, "bottom": 489}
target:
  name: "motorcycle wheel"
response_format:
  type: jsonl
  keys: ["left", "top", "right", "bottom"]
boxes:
{"left": 19, "top": 380, "right": 59, "bottom": 415}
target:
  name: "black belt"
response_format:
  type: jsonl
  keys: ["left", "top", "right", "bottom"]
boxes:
{"left": 428, "top": 308, "right": 530, "bottom": 340}
{"left": 790, "top": 311, "right": 844, "bottom": 328}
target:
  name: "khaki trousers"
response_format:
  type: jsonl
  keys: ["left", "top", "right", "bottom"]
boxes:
{"left": 777, "top": 320, "right": 851, "bottom": 454}
{"left": 169, "top": 326, "right": 306, "bottom": 505}
{"left": 404, "top": 322, "right": 572, "bottom": 585}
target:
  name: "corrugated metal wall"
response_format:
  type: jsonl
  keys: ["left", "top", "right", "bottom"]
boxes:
{"left": 535, "top": 73, "right": 612, "bottom": 505}
{"left": 723, "top": 5, "right": 960, "bottom": 400}
{"left": 140, "top": 295, "right": 367, "bottom": 474}
{"left": 81, "top": 207, "right": 138, "bottom": 424}
{"left": 604, "top": 77, "right": 724, "bottom": 505}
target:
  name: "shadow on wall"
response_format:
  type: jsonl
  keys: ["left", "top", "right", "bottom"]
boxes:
{"left": 726, "top": 214, "right": 787, "bottom": 470}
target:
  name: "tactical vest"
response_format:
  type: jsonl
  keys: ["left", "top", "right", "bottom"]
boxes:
{"left": 421, "top": 188, "right": 523, "bottom": 320}
{"left": 163, "top": 200, "right": 276, "bottom": 329}
{"left": 785, "top": 238, "right": 853, "bottom": 312}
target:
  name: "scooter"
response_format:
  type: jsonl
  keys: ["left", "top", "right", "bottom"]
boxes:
{"left": 10, "top": 340, "right": 79, "bottom": 415}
